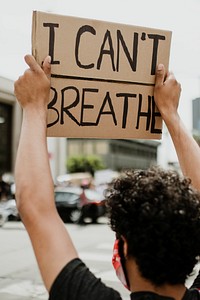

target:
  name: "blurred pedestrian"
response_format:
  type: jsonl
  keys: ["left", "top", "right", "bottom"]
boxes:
{"left": 0, "top": 174, "right": 11, "bottom": 201}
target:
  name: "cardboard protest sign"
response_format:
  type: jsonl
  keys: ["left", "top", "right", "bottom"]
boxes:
{"left": 32, "top": 11, "right": 172, "bottom": 139}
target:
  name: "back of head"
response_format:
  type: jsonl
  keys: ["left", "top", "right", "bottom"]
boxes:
{"left": 106, "top": 166, "right": 200, "bottom": 286}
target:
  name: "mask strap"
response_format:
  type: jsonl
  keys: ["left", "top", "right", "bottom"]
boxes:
{"left": 118, "top": 238, "right": 130, "bottom": 289}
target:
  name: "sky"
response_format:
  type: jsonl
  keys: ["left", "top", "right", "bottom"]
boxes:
{"left": 1, "top": 0, "right": 200, "bottom": 131}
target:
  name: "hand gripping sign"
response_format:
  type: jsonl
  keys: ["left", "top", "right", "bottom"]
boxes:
{"left": 32, "top": 11, "right": 171, "bottom": 139}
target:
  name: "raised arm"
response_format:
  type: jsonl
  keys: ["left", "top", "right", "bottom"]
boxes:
{"left": 14, "top": 55, "right": 78, "bottom": 291}
{"left": 154, "top": 64, "right": 200, "bottom": 190}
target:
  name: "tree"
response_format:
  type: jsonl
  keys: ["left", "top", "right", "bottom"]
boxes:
{"left": 193, "top": 134, "right": 200, "bottom": 147}
{"left": 67, "top": 155, "right": 105, "bottom": 176}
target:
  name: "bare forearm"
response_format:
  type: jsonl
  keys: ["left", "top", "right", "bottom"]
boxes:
{"left": 153, "top": 64, "right": 200, "bottom": 190}
{"left": 15, "top": 108, "right": 54, "bottom": 217}
{"left": 164, "top": 113, "right": 200, "bottom": 190}
{"left": 15, "top": 107, "right": 78, "bottom": 290}
{"left": 14, "top": 55, "right": 78, "bottom": 291}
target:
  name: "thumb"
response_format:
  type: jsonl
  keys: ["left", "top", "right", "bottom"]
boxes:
{"left": 42, "top": 55, "right": 51, "bottom": 80}
{"left": 155, "top": 64, "right": 165, "bottom": 87}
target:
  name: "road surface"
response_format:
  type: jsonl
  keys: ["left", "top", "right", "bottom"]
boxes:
{"left": 0, "top": 219, "right": 130, "bottom": 300}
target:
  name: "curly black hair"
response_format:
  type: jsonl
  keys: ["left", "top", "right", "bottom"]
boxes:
{"left": 106, "top": 166, "right": 200, "bottom": 286}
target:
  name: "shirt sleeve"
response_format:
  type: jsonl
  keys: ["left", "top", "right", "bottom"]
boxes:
{"left": 49, "top": 258, "right": 122, "bottom": 300}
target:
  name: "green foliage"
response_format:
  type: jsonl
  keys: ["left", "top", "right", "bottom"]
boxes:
{"left": 67, "top": 155, "right": 105, "bottom": 176}
{"left": 193, "top": 134, "right": 200, "bottom": 146}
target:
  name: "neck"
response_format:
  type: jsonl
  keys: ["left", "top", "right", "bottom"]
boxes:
{"left": 127, "top": 260, "right": 186, "bottom": 300}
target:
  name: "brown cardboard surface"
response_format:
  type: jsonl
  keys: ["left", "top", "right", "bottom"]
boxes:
{"left": 32, "top": 11, "right": 172, "bottom": 139}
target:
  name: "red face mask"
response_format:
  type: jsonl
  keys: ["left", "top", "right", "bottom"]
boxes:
{"left": 112, "top": 239, "right": 130, "bottom": 290}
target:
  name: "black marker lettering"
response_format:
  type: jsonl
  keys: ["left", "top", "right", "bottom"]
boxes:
{"left": 61, "top": 86, "right": 80, "bottom": 126}
{"left": 116, "top": 93, "right": 137, "bottom": 128}
{"left": 96, "top": 92, "right": 117, "bottom": 125}
{"left": 75, "top": 25, "right": 96, "bottom": 69}
{"left": 151, "top": 96, "right": 162, "bottom": 134}
{"left": 97, "top": 30, "right": 115, "bottom": 71}
{"left": 141, "top": 32, "right": 146, "bottom": 41}
{"left": 116, "top": 31, "right": 138, "bottom": 72}
{"left": 43, "top": 23, "right": 60, "bottom": 65}
{"left": 136, "top": 94, "right": 151, "bottom": 130}
{"left": 148, "top": 34, "right": 165, "bottom": 75}
{"left": 47, "top": 87, "right": 59, "bottom": 128}
{"left": 80, "top": 88, "right": 98, "bottom": 126}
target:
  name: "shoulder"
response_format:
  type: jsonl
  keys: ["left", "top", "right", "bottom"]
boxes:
{"left": 49, "top": 258, "right": 122, "bottom": 300}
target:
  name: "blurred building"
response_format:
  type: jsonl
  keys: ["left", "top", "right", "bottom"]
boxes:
{"left": 192, "top": 97, "right": 200, "bottom": 135}
{"left": 67, "top": 138, "right": 159, "bottom": 171}
{"left": 0, "top": 77, "right": 66, "bottom": 182}
{"left": 0, "top": 77, "right": 22, "bottom": 176}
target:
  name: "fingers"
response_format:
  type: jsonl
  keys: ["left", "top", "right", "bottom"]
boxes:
{"left": 155, "top": 64, "right": 165, "bottom": 87}
{"left": 42, "top": 56, "right": 51, "bottom": 80}
{"left": 24, "top": 55, "right": 51, "bottom": 81}
{"left": 24, "top": 54, "right": 41, "bottom": 72}
{"left": 155, "top": 64, "right": 177, "bottom": 87}
{"left": 167, "top": 71, "right": 176, "bottom": 82}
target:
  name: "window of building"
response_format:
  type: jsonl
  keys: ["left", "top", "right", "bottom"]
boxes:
{"left": 0, "top": 102, "right": 12, "bottom": 174}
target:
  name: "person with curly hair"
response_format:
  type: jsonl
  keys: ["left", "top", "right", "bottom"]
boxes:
{"left": 107, "top": 167, "right": 200, "bottom": 292}
{"left": 14, "top": 55, "right": 200, "bottom": 300}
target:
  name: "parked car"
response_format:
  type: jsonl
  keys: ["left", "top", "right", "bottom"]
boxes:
{"left": 54, "top": 186, "right": 107, "bottom": 224}
{"left": 0, "top": 199, "right": 19, "bottom": 227}
{"left": 56, "top": 172, "right": 92, "bottom": 187}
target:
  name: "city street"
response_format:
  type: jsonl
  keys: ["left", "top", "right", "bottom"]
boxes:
{"left": 0, "top": 219, "right": 130, "bottom": 300}
{"left": 0, "top": 220, "right": 199, "bottom": 300}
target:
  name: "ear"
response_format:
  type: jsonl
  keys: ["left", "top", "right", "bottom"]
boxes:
{"left": 121, "top": 236, "right": 128, "bottom": 258}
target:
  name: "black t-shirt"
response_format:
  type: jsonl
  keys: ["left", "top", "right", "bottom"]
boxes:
{"left": 49, "top": 258, "right": 122, "bottom": 300}
{"left": 49, "top": 258, "right": 200, "bottom": 300}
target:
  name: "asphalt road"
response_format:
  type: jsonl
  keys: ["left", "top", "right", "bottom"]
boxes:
{"left": 0, "top": 219, "right": 130, "bottom": 300}
{"left": 0, "top": 219, "right": 199, "bottom": 300}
